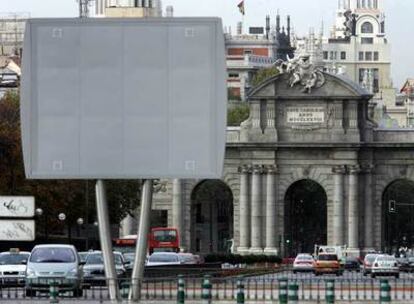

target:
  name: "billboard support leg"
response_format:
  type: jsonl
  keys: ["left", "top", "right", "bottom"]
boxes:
{"left": 129, "top": 179, "right": 153, "bottom": 301}
{"left": 96, "top": 180, "right": 119, "bottom": 300}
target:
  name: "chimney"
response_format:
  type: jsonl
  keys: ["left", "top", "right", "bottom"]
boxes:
{"left": 266, "top": 15, "right": 270, "bottom": 40}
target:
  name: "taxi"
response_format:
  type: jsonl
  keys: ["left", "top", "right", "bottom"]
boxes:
{"left": 314, "top": 253, "right": 343, "bottom": 276}
{"left": 0, "top": 249, "right": 30, "bottom": 286}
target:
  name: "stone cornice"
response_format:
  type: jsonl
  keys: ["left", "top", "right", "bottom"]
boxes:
{"left": 227, "top": 142, "right": 414, "bottom": 149}
{"left": 332, "top": 165, "right": 346, "bottom": 174}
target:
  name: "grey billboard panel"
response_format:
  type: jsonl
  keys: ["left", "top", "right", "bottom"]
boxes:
{"left": 21, "top": 18, "right": 227, "bottom": 179}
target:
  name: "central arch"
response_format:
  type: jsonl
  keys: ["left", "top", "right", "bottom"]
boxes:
{"left": 284, "top": 179, "right": 327, "bottom": 256}
{"left": 382, "top": 179, "right": 414, "bottom": 254}
{"left": 190, "top": 180, "right": 234, "bottom": 254}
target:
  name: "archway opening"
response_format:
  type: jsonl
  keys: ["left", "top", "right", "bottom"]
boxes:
{"left": 190, "top": 180, "right": 233, "bottom": 254}
{"left": 382, "top": 179, "right": 414, "bottom": 254}
{"left": 284, "top": 179, "right": 327, "bottom": 257}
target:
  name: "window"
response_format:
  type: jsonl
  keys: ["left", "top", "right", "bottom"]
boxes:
{"left": 323, "top": 51, "right": 328, "bottom": 60}
{"left": 228, "top": 73, "right": 240, "bottom": 78}
{"left": 359, "top": 52, "right": 364, "bottom": 61}
{"left": 374, "top": 51, "right": 379, "bottom": 61}
{"left": 243, "top": 49, "right": 252, "bottom": 55}
{"left": 373, "top": 69, "right": 379, "bottom": 93}
{"left": 361, "top": 37, "right": 373, "bottom": 44}
{"left": 329, "top": 51, "right": 337, "bottom": 60}
{"left": 340, "top": 51, "right": 346, "bottom": 60}
{"left": 361, "top": 22, "right": 374, "bottom": 33}
{"left": 365, "top": 52, "right": 372, "bottom": 61}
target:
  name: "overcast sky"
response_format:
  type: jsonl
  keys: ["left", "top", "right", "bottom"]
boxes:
{"left": 2, "top": 0, "right": 413, "bottom": 87}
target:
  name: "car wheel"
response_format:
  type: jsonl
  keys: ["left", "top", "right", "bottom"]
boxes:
{"left": 371, "top": 274, "right": 376, "bottom": 279}
{"left": 25, "top": 289, "right": 35, "bottom": 297}
{"left": 293, "top": 270, "right": 297, "bottom": 274}
{"left": 395, "top": 273, "right": 400, "bottom": 279}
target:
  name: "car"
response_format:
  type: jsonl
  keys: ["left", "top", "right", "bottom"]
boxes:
{"left": 371, "top": 255, "right": 399, "bottom": 279}
{"left": 82, "top": 251, "right": 128, "bottom": 286}
{"left": 362, "top": 254, "right": 378, "bottom": 276}
{"left": 314, "top": 253, "right": 343, "bottom": 276}
{"left": 25, "top": 244, "right": 83, "bottom": 297}
{"left": 292, "top": 254, "right": 314, "bottom": 273}
{"left": 146, "top": 252, "right": 182, "bottom": 266}
{"left": 0, "top": 249, "right": 30, "bottom": 287}
{"left": 344, "top": 257, "right": 361, "bottom": 272}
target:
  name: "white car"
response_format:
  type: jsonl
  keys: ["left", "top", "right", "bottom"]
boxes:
{"left": 146, "top": 252, "right": 182, "bottom": 267}
{"left": 371, "top": 255, "right": 399, "bottom": 278}
{"left": 293, "top": 254, "right": 314, "bottom": 273}
{"left": 0, "top": 249, "right": 30, "bottom": 287}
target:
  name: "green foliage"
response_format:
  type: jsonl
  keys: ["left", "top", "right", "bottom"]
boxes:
{"left": 0, "top": 92, "right": 141, "bottom": 231}
{"left": 227, "top": 103, "right": 250, "bottom": 126}
{"left": 251, "top": 66, "right": 280, "bottom": 87}
{"left": 204, "top": 253, "right": 282, "bottom": 264}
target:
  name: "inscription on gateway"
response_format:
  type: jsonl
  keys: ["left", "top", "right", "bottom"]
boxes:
{"left": 286, "top": 107, "right": 325, "bottom": 124}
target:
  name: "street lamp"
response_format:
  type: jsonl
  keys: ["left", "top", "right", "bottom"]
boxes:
{"left": 77, "top": 217, "right": 84, "bottom": 226}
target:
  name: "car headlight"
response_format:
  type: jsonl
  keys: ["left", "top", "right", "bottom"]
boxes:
{"left": 26, "top": 268, "right": 36, "bottom": 277}
{"left": 68, "top": 268, "right": 78, "bottom": 276}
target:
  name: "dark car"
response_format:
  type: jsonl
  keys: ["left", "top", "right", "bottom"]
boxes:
{"left": 82, "top": 251, "right": 128, "bottom": 286}
{"left": 344, "top": 257, "right": 361, "bottom": 272}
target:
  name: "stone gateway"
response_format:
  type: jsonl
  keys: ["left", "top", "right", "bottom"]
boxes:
{"left": 150, "top": 71, "right": 414, "bottom": 256}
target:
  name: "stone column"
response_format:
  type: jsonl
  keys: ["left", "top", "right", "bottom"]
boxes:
{"left": 172, "top": 179, "right": 184, "bottom": 249}
{"left": 264, "top": 165, "right": 278, "bottom": 255}
{"left": 348, "top": 165, "right": 360, "bottom": 249}
{"left": 250, "top": 165, "right": 263, "bottom": 253}
{"left": 363, "top": 165, "right": 374, "bottom": 251}
{"left": 237, "top": 165, "right": 250, "bottom": 253}
{"left": 332, "top": 166, "right": 346, "bottom": 245}
{"left": 264, "top": 100, "right": 278, "bottom": 140}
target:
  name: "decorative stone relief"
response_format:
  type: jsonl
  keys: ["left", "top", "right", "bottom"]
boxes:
{"left": 275, "top": 54, "right": 326, "bottom": 93}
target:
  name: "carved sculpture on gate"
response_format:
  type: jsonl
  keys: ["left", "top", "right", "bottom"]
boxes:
{"left": 275, "top": 54, "right": 325, "bottom": 94}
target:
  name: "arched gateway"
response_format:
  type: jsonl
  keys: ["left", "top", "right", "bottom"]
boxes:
{"left": 151, "top": 68, "right": 414, "bottom": 257}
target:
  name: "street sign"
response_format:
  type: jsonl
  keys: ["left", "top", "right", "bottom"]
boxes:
{"left": 21, "top": 18, "right": 227, "bottom": 180}
{"left": 0, "top": 220, "right": 35, "bottom": 241}
{"left": 0, "top": 196, "right": 35, "bottom": 218}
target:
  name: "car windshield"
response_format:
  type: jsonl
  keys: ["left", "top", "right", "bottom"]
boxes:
{"left": 86, "top": 253, "right": 123, "bottom": 265}
{"left": 297, "top": 255, "right": 313, "bottom": 260}
{"left": 179, "top": 255, "right": 194, "bottom": 263}
{"left": 0, "top": 253, "right": 29, "bottom": 265}
{"left": 365, "top": 255, "right": 377, "bottom": 263}
{"left": 318, "top": 255, "right": 337, "bottom": 261}
{"left": 30, "top": 248, "right": 76, "bottom": 263}
{"left": 149, "top": 254, "right": 178, "bottom": 263}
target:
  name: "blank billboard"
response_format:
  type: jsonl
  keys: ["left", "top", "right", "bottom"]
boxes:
{"left": 21, "top": 18, "right": 226, "bottom": 179}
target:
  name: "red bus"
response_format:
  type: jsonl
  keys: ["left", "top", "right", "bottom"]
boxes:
{"left": 113, "top": 227, "right": 180, "bottom": 254}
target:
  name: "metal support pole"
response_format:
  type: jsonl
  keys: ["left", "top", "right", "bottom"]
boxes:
{"left": 326, "top": 279, "right": 335, "bottom": 304}
{"left": 129, "top": 179, "right": 154, "bottom": 301}
{"left": 380, "top": 279, "right": 391, "bottom": 303}
{"left": 201, "top": 275, "right": 212, "bottom": 304}
{"left": 288, "top": 281, "right": 298, "bottom": 304}
{"left": 95, "top": 180, "right": 119, "bottom": 300}
{"left": 236, "top": 277, "right": 245, "bottom": 304}
{"left": 177, "top": 275, "right": 185, "bottom": 304}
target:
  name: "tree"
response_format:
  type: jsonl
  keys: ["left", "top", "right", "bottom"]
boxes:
{"left": 251, "top": 66, "right": 280, "bottom": 87}
{"left": 227, "top": 103, "right": 250, "bottom": 126}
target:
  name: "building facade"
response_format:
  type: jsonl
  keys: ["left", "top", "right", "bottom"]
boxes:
{"left": 151, "top": 63, "right": 414, "bottom": 256}
{"left": 0, "top": 13, "right": 28, "bottom": 56}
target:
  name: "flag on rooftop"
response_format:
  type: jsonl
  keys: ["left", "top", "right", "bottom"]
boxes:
{"left": 238, "top": 1, "right": 245, "bottom": 16}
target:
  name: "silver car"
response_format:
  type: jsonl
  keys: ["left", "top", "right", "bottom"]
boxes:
{"left": 25, "top": 244, "right": 83, "bottom": 297}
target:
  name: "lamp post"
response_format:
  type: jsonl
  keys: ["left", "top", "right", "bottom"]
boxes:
{"left": 77, "top": 217, "right": 84, "bottom": 250}
{"left": 58, "top": 213, "right": 67, "bottom": 243}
